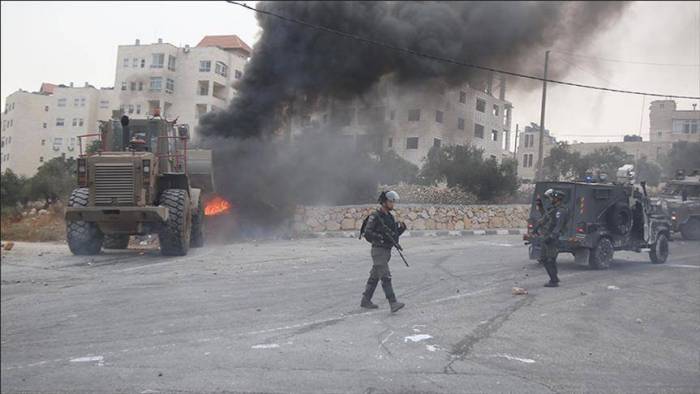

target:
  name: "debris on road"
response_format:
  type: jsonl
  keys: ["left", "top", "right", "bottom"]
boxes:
{"left": 512, "top": 287, "right": 528, "bottom": 295}
{"left": 3, "top": 241, "right": 15, "bottom": 251}
{"left": 404, "top": 334, "right": 432, "bottom": 343}
{"left": 607, "top": 285, "right": 621, "bottom": 290}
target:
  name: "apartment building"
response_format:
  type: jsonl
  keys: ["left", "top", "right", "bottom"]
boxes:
{"left": 114, "top": 35, "right": 251, "bottom": 141}
{"left": 515, "top": 122, "right": 557, "bottom": 181}
{"left": 288, "top": 74, "right": 513, "bottom": 167}
{"left": 649, "top": 100, "right": 700, "bottom": 143}
{"left": 1, "top": 83, "right": 117, "bottom": 177}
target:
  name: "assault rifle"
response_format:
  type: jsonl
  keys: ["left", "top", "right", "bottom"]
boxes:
{"left": 376, "top": 216, "right": 409, "bottom": 267}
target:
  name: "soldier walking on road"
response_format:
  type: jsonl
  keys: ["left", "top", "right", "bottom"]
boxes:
{"left": 539, "top": 189, "right": 569, "bottom": 287}
{"left": 360, "top": 191, "right": 407, "bottom": 312}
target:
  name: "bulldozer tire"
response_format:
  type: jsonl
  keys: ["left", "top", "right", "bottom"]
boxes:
{"left": 680, "top": 218, "right": 700, "bottom": 240}
{"left": 589, "top": 237, "right": 614, "bottom": 270}
{"left": 158, "top": 189, "right": 191, "bottom": 256}
{"left": 190, "top": 195, "right": 204, "bottom": 248}
{"left": 66, "top": 188, "right": 104, "bottom": 255}
{"left": 103, "top": 235, "right": 130, "bottom": 249}
{"left": 649, "top": 233, "right": 669, "bottom": 264}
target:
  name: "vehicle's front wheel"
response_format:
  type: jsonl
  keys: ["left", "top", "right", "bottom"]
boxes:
{"left": 66, "top": 188, "right": 104, "bottom": 255}
{"left": 103, "top": 234, "right": 130, "bottom": 249}
{"left": 158, "top": 189, "right": 191, "bottom": 256}
{"left": 589, "top": 237, "right": 614, "bottom": 269}
{"left": 680, "top": 218, "right": 700, "bottom": 240}
{"left": 649, "top": 233, "right": 669, "bottom": 264}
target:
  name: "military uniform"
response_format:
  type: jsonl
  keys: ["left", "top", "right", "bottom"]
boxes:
{"left": 539, "top": 201, "right": 569, "bottom": 286}
{"left": 362, "top": 209, "right": 405, "bottom": 307}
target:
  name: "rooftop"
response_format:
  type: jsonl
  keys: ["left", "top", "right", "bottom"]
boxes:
{"left": 196, "top": 35, "right": 252, "bottom": 56}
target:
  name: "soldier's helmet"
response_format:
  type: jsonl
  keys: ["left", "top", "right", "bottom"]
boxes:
{"left": 379, "top": 190, "right": 400, "bottom": 203}
{"left": 544, "top": 189, "right": 564, "bottom": 201}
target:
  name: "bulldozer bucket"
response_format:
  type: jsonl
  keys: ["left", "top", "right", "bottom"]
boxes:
{"left": 187, "top": 149, "right": 215, "bottom": 193}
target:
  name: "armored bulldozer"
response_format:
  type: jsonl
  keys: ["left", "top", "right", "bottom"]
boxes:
{"left": 64, "top": 114, "right": 214, "bottom": 256}
{"left": 658, "top": 169, "right": 700, "bottom": 240}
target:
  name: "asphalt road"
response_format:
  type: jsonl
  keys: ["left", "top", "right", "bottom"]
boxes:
{"left": 1, "top": 235, "right": 699, "bottom": 393}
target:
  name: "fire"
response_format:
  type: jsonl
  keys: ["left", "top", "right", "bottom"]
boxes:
{"left": 204, "top": 195, "right": 232, "bottom": 216}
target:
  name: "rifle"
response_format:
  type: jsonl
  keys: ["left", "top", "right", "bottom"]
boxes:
{"left": 376, "top": 215, "right": 409, "bottom": 267}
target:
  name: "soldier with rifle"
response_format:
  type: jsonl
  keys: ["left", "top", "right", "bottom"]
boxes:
{"left": 359, "top": 191, "right": 407, "bottom": 312}
{"left": 537, "top": 189, "right": 569, "bottom": 287}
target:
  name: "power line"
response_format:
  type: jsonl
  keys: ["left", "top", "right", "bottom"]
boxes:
{"left": 227, "top": 1, "right": 700, "bottom": 100}
{"left": 552, "top": 50, "right": 700, "bottom": 68}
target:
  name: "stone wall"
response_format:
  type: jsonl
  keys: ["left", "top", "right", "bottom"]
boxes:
{"left": 293, "top": 204, "right": 529, "bottom": 233}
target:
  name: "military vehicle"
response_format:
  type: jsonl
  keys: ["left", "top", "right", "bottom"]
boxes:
{"left": 525, "top": 179, "right": 672, "bottom": 269}
{"left": 65, "top": 114, "right": 214, "bottom": 256}
{"left": 658, "top": 169, "right": 700, "bottom": 240}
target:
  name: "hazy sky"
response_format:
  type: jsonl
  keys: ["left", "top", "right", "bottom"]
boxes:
{"left": 2, "top": 1, "right": 699, "bottom": 144}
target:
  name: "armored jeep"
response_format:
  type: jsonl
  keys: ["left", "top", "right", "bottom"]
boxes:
{"left": 525, "top": 180, "right": 672, "bottom": 269}
{"left": 658, "top": 170, "right": 700, "bottom": 240}
{"left": 64, "top": 114, "right": 214, "bottom": 256}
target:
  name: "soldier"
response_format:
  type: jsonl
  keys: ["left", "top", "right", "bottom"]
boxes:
{"left": 539, "top": 189, "right": 569, "bottom": 287}
{"left": 360, "top": 191, "right": 407, "bottom": 312}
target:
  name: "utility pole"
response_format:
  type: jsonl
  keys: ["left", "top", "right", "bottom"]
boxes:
{"left": 513, "top": 123, "right": 519, "bottom": 160}
{"left": 535, "top": 50, "right": 550, "bottom": 181}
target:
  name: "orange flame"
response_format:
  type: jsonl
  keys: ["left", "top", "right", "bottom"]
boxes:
{"left": 204, "top": 196, "right": 232, "bottom": 216}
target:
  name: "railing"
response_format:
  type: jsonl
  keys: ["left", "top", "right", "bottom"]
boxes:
{"left": 77, "top": 133, "right": 103, "bottom": 157}
{"left": 157, "top": 135, "right": 187, "bottom": 173}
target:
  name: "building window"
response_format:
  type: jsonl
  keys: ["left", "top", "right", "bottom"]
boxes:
{"left": 72, "top": 118, "right": 78, "bottom": 127}
{"left": 41, "top": 139, "right": 46, "bottom": 145}
{"left": 121, "top": 82, "right": 127, "bottom": 91}
{"left": 135, "top": 104, "right": 141, "bottom": 114}
{"left": 56, "top": 118, "right": 65, "bottom": 127}
{"left": 408, "top": 109, "right": 420, "bottom": 121}
{"left": 58, "top": 98, "right": 66, "bottom": 107}
{"left": 39, "top": 156, "right": 43, "bottom": 163}
{"left": 150, "top": 77, "right": 163, "bottom": 92}
{"left": 74, "top": 98, "right": 80, "bottom": 107}
{"left": 80, "top": 98, "right": 85, "bottom": 107}
{"left": 458, "top": 117, "right": 465, "bottom": 130}
{"left": 459, "top": 91, "right": 467, "bottom": 104}
{"left": 165, "top": 78, "right": 175, "bottom": 93}
{"left": 128, "top": 104, "right": 134, "bottom": 114}
{"left": 132, "top": 58, "right": 139, "bottom": 67}
{"left": 79, "top": 119, "right": 84, "bottom": 126}
{"left": 140, "top": 59, "right": 145, "bottom": 68}
{"left": 198, "top": 81, "right": 209, "bottom": 96}
{"left": 43, "top": 122, "right": 47, "bottom": 129}
{"left": 435, "top": 110, "right": 444, "bottom": 123}
{"left": 433, "top": 138, "right": 442, "bottom": 148}
{"left": 200, "top": 60, "right": 211, "bottom": 72}
{"left": 151, "top": 53, "right": 165, "bottom": 68}
{"left": 492, "top": 105, "right": 499, "bottom": 116}
{"left": 123, "top": 57, "right": 129, "bottom": 67}
{"left": 167, "top": 55, "right": 176, "bottom": 71}
{"left": 476, "top": 99, "right": 486, "bottom": 113}
{"left": 388, "top": 137, "right": 393, "bottom": 148}
{"left": 130, "top": 82, "right": 136, "bottom": 91}
{"left": 491, "top": 130, "right": 498, "bottom": 141}
{"left": 139, "top": 82, "right": 144, "bottom": 91}
{"left": 99, "top": 100, "right": 109, "bottom": 109}
{"left": 672, "top": 119, "right": 699, "bottom": 134}
{"left": 474, "top": 123, "right": 484, "bottom": 139}
{"left": 523, "top": 154, "right": 528, "bottom": 167}
{"left": 44, "top": 106, "right": 49, "bottom": 112}
{"left": 234, "top": 70, "right": 243, "bottom": 79}
{"left": 215, "top": 61, "right": 228, "bottom": 77}
{"left": 406, "top": 137, "right": 419, "bottom": 149}
{"left": 390, "top": 110, "right": 395, "bottom": 121}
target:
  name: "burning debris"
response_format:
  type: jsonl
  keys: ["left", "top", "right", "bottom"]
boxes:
{"left": 205, "top": 195, "right": 233, "bottom": 217}
{"left": 198, "top": 1, "right": 629, "bottom": 234}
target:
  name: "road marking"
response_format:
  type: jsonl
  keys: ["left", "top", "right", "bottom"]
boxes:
{"left": 251, "top": 343, "right": 280, "bottom": 349}
{"left": 404, "top": 334, "right": 433, "bottom": 343}
{"left": 665, "top": 264, "right": 700, "bottom": 269}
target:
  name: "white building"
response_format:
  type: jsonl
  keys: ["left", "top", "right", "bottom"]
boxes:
{"left": 516, "top": 122, "right": 557, "bottom": 181}
{"left": 114, "top": 35, "right": 251, "bottom": 141}
{"left": 288, "top": 74, "right": 513, "bottom": 167}
{"left": 1, "top": 83, "right": 118, "bottom": 177}
{"left": 649, "top": 100, "right": 699, "bottom": 143}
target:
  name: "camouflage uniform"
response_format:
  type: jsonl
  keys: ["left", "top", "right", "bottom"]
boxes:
{"left": 539, "top": 202, "right": 569, "bottom": 285}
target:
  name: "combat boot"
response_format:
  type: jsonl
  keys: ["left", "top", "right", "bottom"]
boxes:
{"left": 544, "top": 281, "right": 559, "bottom": 287}
{"left": 361, "top": 279, "right": 379, "bottom": 309}
{"left": 390, "top": 301, "right": 405, "bottom": 313}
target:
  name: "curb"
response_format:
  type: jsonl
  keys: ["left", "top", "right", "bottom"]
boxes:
{"left": 298, "top": 228, "right": 527, "bottom": 239}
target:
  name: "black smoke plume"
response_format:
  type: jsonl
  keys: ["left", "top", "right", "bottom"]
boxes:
{"left": 199, "top": 1, "right": 629, "bottom": 234}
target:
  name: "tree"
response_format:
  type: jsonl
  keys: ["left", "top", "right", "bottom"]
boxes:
{"left": 27, "top": 157, "right": 77, "bottom": 202}
{"left": 662, "top": 141, "right": 700, "bottom": 177}
{"left": 377, "top": 150, "right": 419, "bottom": 185}
{"left": 542, "top": 142, "right": 590, "bottom": 180}
{"left": 0, "top": 169, "right": 27, "bottom": 209}
{"left": 587, "top": 146, "right": 633, "bottom": 179}
{"left": 635, "top": 155, "right": 662, "bottom": 186}
{"left": 419, "top": 145, "right": 518, "bottom": 201}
